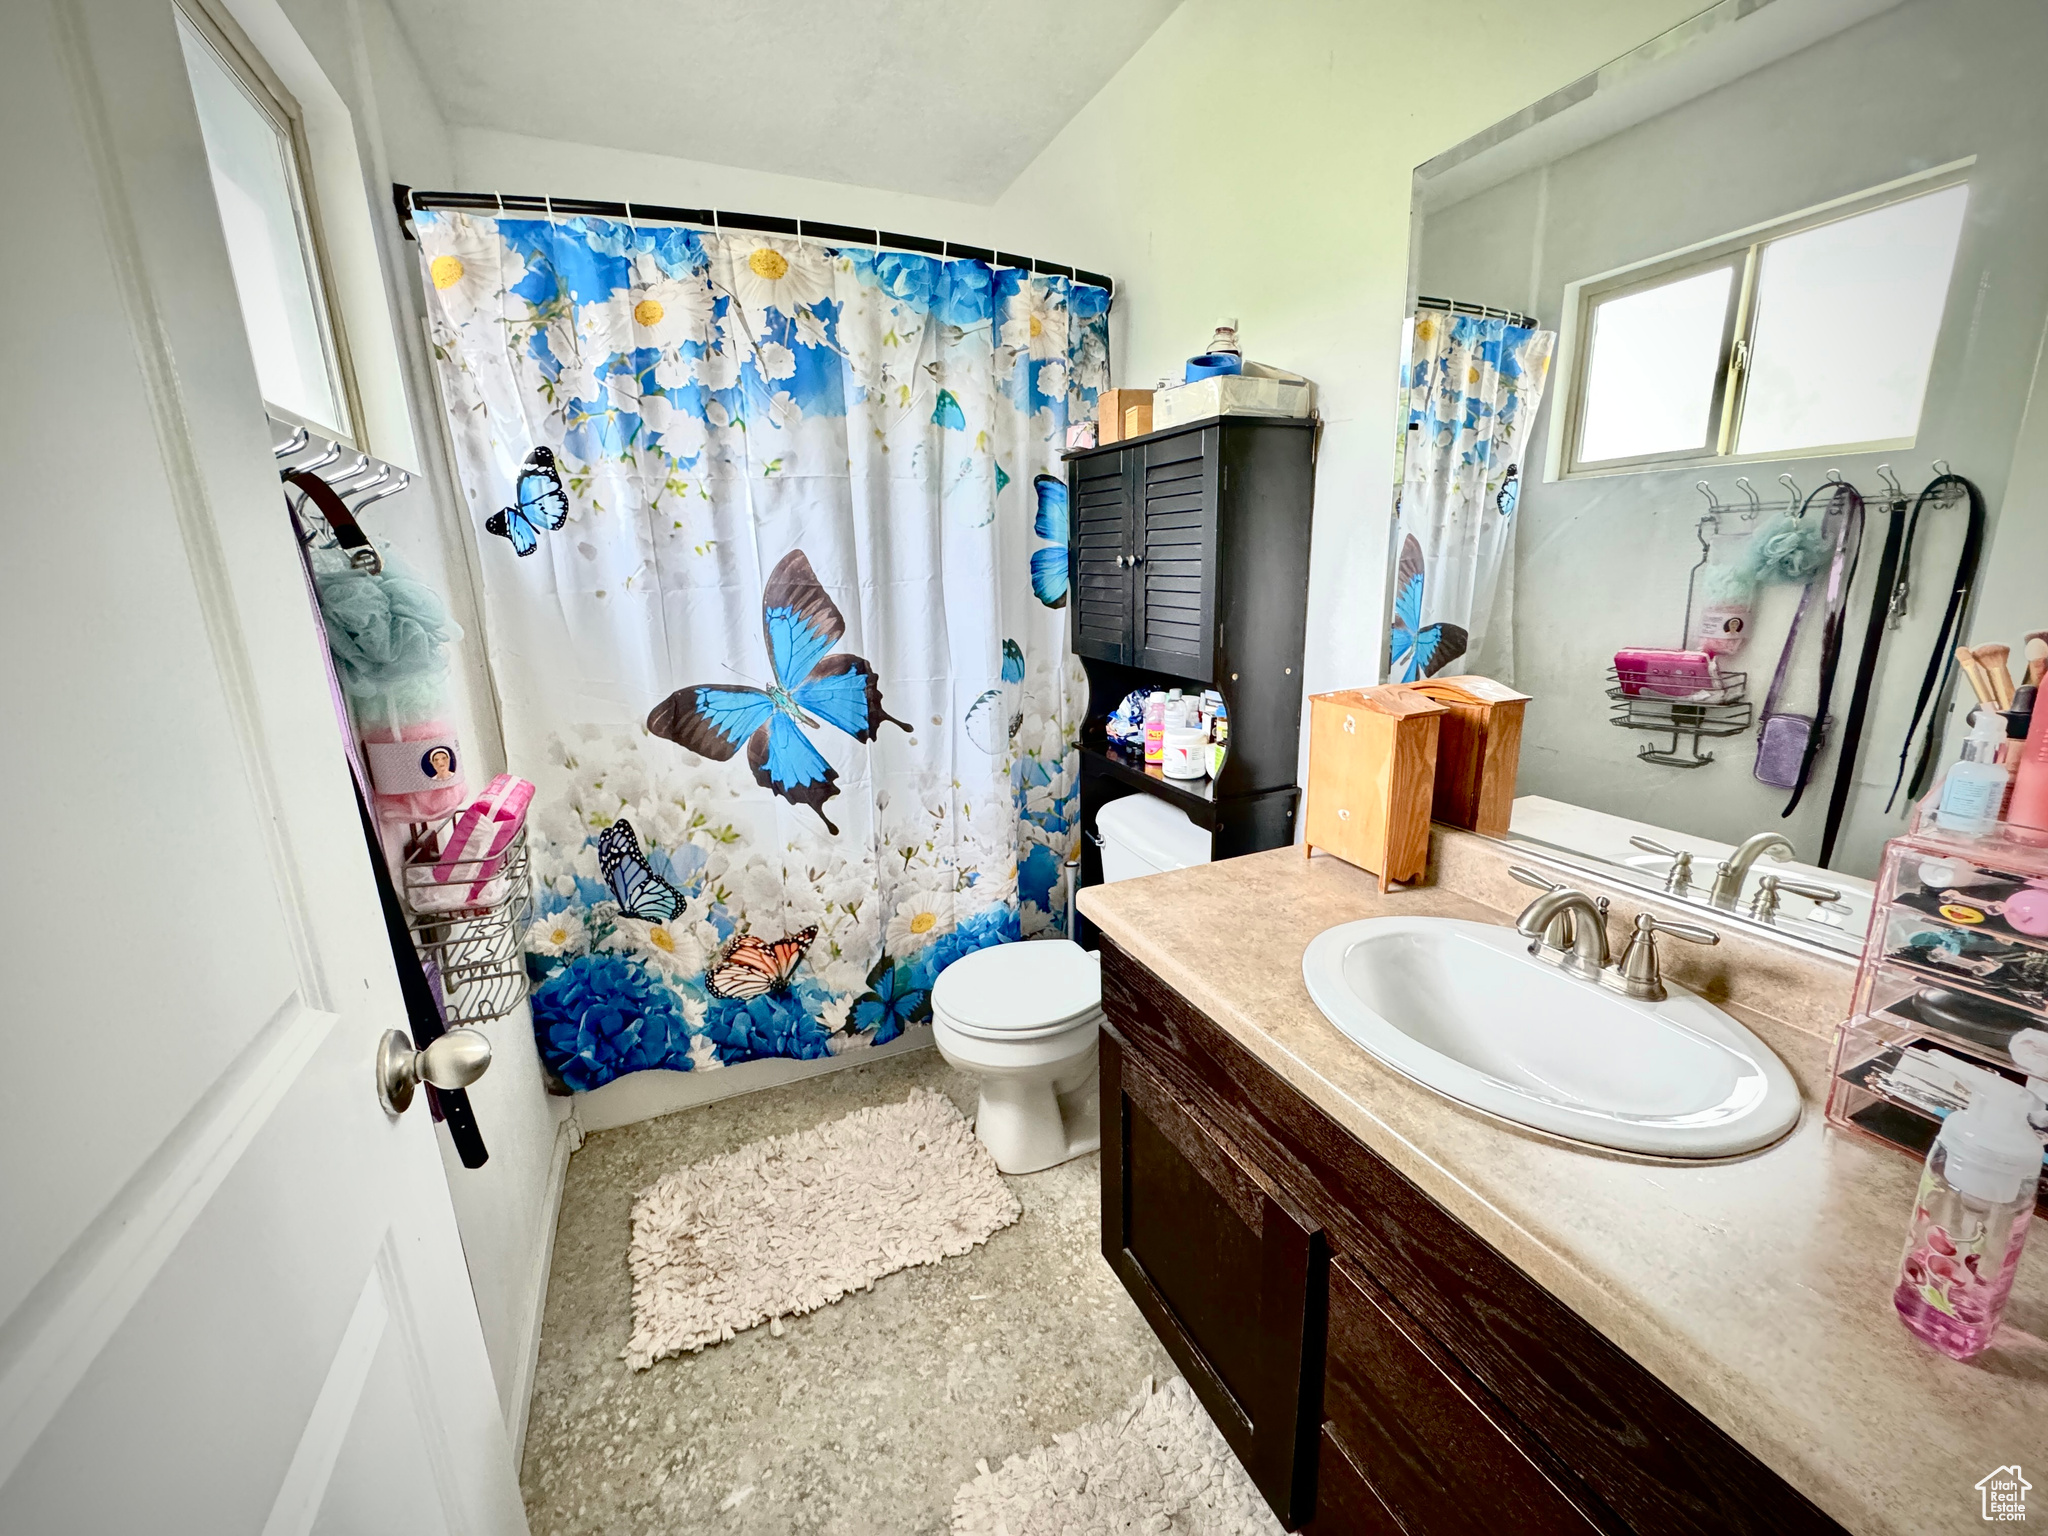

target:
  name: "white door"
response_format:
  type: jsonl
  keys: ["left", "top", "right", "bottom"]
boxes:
{"left": 0, "top": 2, "right": 527, "bottom": 1532}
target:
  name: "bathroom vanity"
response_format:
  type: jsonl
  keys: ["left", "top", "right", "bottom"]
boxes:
{"left": 1081, "top": 835, "right": 2048, "bottom": 1536}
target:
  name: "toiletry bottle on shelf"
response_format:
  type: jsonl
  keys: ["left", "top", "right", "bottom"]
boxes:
{"left": 1143, "top": 693, "right": 1166, "bottom": 764}
{"left": 1893, "top": 1077, "right": 2042, "bottom": 1359}
{"left": 1163, "top": 688, "right": 1187, "bottom": 729}
{"left": 1208, "top": 319, "right": 1240, "bottom": 359}
{"left": 1935, "top": 710, "right": 2012, "bottom": 836}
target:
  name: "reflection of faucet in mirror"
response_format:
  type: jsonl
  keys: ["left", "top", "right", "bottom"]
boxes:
{"left": 1710, "top": 833, "right": 1796, "bottom": 909}
{"left": 1748, "top": 872, "right": 1843, "bottom": 925}
{"left": 1512, "top": 875, "right": 1611, "bottom": 981}
{"left": 1629, "top": 836, "right": 1697, "bottom": 897}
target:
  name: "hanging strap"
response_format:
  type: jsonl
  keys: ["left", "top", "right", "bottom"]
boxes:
{"left": 1815, "top": 493, "right": 1909, "bottom": 866}
{"left": 1781, "top": 484, "right": 1863, "bottom": 815}
{"left": 1884, "top": 473, "right": 1987, "bottom": 811}
{"left": 287, "top": 469, "right": 382, "bottom": 572}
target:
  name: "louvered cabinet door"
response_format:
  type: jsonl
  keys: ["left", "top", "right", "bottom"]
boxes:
{"left": 1071, "top": 452, "right": 1135, "bottom": 664}
{"left": 1133, "top": 430, "right": 1216, "bottom": 676}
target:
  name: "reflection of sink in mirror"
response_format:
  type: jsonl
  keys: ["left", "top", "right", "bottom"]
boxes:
{"left": 1505, "top": 797, "right": 1873, "bottom": 952}
{"left": 1302, "top": 916, "right": 1802, "bottom": 1158}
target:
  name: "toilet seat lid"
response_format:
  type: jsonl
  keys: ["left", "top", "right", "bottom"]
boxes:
{"left": 931, "top": 939, "right": 1101, "bottom": 1040}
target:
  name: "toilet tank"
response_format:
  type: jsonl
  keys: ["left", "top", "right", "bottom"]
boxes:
{"left": 1096, "top": 795, "right": 1212, "bottom": 883}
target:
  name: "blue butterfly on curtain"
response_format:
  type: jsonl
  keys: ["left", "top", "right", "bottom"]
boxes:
{"left": 597, "top": 818, "right": 684, "bottom": 922}
{"left": 1495, "top": 464, "right": 1520, "bottom": 519}
{"left": 965, "top": 638, "right": 1026, "bottom": 753}
{"left": 645, "top": 549, "right": 907, "bottom": 834}
{"left": 485, "top": 446, "right": 569, "bottom": 556}
{"left": 1388, "top": 533, "right": 1468, "bottom": 683}
{"left": 1030, "top": 474, "right": 1068, "bottom": 608}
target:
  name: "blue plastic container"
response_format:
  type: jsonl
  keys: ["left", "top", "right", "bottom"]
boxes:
{"left": 1185, "top": 353, "right": 1243, "bottom": 382}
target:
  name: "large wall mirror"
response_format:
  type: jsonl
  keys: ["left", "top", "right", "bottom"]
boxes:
{"left": 1400, "top": 0, "right": 2048, "bottom": 955}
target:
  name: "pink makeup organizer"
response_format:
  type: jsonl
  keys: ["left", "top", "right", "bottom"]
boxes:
{"left": 1827, "top": 800, "right": 2048, "bottom": 1218}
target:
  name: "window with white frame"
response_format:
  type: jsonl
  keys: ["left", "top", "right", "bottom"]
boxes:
{"left": 175, "top": 5, "right": 355, "bottom": 437}
{"left": 1561, "top": 178, "right": 1969, "bottom": 474}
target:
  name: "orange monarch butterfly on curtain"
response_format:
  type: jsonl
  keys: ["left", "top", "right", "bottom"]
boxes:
{"left": 705, "top": 926, "right": 818, "bottom": 1000}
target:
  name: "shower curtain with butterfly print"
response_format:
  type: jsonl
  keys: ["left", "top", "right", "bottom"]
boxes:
{"left": 414, "top": 210, "right": 1109, "bottom": 1091}
{"left": 1388, "top": 312, "right": 1553, "bottom": 684}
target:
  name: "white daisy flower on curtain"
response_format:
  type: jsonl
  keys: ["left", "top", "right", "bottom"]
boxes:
{"left": 726, "top": 239, "right": 832, "bottom": 333}
{"left": 629, "top": 271, "right": 716, "bottom": 349}
{"left": 420, "top": 218, "right": 501, "bottom": 327}
{"left": 884, "top": 890, "right": 954, "bottom": 953}
{"left": 525, "top": 909, "right": 589, "bottom": 957}
{"left": 1000, "top": 281, "right": 1068, "bottom": 361}
{"left": 576, "top": 297, "right": 636, "bottom": 363}
{"left": 607, "top": 914, "right": 719, "bottom": 981}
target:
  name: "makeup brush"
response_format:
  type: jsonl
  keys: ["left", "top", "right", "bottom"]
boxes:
{"left": 1976, "top": 643, "right": 2016, "bottom": 709}
{"left": 2026, "top": 635, "right": 2048, "bottom": 687}
{"left": 1955, "top": 645, "right": 1996, "bottom": 706}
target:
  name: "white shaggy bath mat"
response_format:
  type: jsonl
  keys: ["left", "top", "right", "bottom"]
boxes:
{"left": 951, "top": 1376, "right": 1283, "bottom": 1536}
{"left": 625, "top": 1088, "right": 1020, "bottom": 1369}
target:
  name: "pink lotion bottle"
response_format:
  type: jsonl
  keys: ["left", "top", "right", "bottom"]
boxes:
{"left": 2007, "top": 692, "right": 2048, "bottom": 829}
{"left": 1892, "top": 1077, "right": 2042, "bottom": 1359}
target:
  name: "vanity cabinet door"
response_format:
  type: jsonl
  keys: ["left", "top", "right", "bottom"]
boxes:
{"left": 1322, "top": 1257, "right": 1605, "bottom": 1536}
{"left": 1069, "top": 451, "right": 1135, "bottom": 664}
{"left": 1132, "top": 430, "right": 1216, "bottom": 676}
{"left": 1101, "top": 1030, "right": 1325, "bottom": 1527}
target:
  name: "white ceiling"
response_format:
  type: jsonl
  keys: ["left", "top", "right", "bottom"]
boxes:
{"left": 383, "top": 0, "right": 1182, "bottom": 203}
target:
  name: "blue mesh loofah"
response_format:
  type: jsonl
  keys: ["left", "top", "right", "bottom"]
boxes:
{"left": 1742, "top": 511, "right": 1831, "bottom": 587}
{"left": 315, "top": 554, "right": 464, "bottom": 721}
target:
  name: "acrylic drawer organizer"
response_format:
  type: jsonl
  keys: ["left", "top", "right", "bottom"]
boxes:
{"left": 1826, "top": 806, "right": 2048, "bottom": 1216}
{"left": 1606, "top": 663, "right": 1751, "bottom": 769}
{"left": 399, "top": 821, "right": 533, "bottom": 1030}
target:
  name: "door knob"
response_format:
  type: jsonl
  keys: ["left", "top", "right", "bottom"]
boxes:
{"left": 377, "top": 1028, "right": 492, "bottom": 1116}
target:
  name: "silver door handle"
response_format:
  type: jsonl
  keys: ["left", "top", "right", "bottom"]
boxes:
{"left": 377, "top": 1028, "right": 492, "bottom": 1115}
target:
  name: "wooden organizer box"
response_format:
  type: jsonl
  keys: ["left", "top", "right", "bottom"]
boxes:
{"left": 1302, "top": 686, "right": 1445, "bottom": 891}
{"left": 1405, "top": 675, "right": 1530, "bottom": 836}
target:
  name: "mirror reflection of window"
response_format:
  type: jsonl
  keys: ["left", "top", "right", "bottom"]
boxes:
{"left": 1736, "top": 184, "right": 1969, "bottom": 455}
{"left": 175, "top": 8, "right": 351, "bottom": 437}
{"left": 1579, "top": 266, "right": 1735, "bottom": 463}
{"left": 1567, "top": 178, "right": 1967, "bottom": 474}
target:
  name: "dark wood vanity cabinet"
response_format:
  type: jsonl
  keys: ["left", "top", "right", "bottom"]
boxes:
{"left": 1098, "top": 940, "right": 1849, "bottom": 1536}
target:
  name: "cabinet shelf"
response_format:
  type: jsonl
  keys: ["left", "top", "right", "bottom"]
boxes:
{"left": 1083, "top": 742, "right": 1219, "bottom": 823}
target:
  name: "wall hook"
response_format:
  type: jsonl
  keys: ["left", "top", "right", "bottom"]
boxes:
{"left": 1932, "top": 458, "right": 1951, "bottom": 477}
{"left": 271, "top": 425, "right": 309, "bottom": 459}
{"left": 1778, "top": 472, "right": 1803, "bottom": 511}
{"left": 1734, "top": 476, "right": 1763, "bottom": 518}
{"left": 1877, "top": 463, "right": 1903, "bottom": 497}
{"left": 1695, "top": 480, "right": 1717, "bottom": 513}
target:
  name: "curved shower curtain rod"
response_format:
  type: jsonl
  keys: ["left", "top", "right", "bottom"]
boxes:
{"left": 393, "top": 183, "right": 1115, "bottom": 297}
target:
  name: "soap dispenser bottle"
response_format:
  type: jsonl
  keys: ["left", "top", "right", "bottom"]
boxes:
{"left": 1892, "top": 1077, "right": 2042, "bottom": 1359}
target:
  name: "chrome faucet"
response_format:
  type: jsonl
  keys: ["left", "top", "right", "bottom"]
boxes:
{"left": 1709, "top": 832, "right": 1796, "bottom": 909}
{"left": 1612, "top": 911, "right": 1720, "bottom": 1001}
{"left": 1513, "top": 882, "right": 1612, "bottom": 982}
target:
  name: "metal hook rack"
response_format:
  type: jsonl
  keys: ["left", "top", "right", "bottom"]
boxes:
{"left": 273, "top": 419, "right": 413, "bottom": 575}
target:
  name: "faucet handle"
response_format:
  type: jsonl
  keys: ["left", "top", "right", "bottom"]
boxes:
{"left": 1747, "top": 872, "right": 1843, "bottom": 922}
{"left": 1509, "top": 865, "right": 1563, "bottom": 893}
{"left": 1629, "top": 836, "right": 1697, "bottom": 896}
{"left": 1614, "top": 911, "right": 1719, "bottom": 1001}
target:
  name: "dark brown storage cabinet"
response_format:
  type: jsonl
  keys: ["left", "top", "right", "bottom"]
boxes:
{"left": 1065, "top": 416, "right": 1316, "bottom": 942}
{"left": 1097, "top": 938, "right": 1849, "bottom": 1536}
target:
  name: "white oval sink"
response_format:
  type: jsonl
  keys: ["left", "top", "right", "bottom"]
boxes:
{"left": 1302, "top": 917, "right": 1800, "bottom": 1158}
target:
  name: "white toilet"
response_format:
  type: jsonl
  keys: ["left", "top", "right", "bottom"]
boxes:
{"left": 932, "top": 795, "right": 1212, "bottom": 1173}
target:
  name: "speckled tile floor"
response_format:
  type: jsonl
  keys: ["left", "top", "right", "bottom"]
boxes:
{"left": 519, "top": 1049, "right": 1174, "bottom": 1535}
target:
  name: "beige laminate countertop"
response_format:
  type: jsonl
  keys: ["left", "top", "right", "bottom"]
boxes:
{"left": 1078, "top": 846, "right": 2048, "bottom": 1536}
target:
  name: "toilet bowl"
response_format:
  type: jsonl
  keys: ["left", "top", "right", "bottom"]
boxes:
{"left": 932, "top": 795, "right": 1211, "bottom": 1173}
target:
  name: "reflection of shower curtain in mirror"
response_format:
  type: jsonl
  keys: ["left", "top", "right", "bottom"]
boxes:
{"left": 414, "top": 211, "right": 1108, "bottom": 1091}
{"left": 1390, "top": 313, "right": 1554, "bottom": 684}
